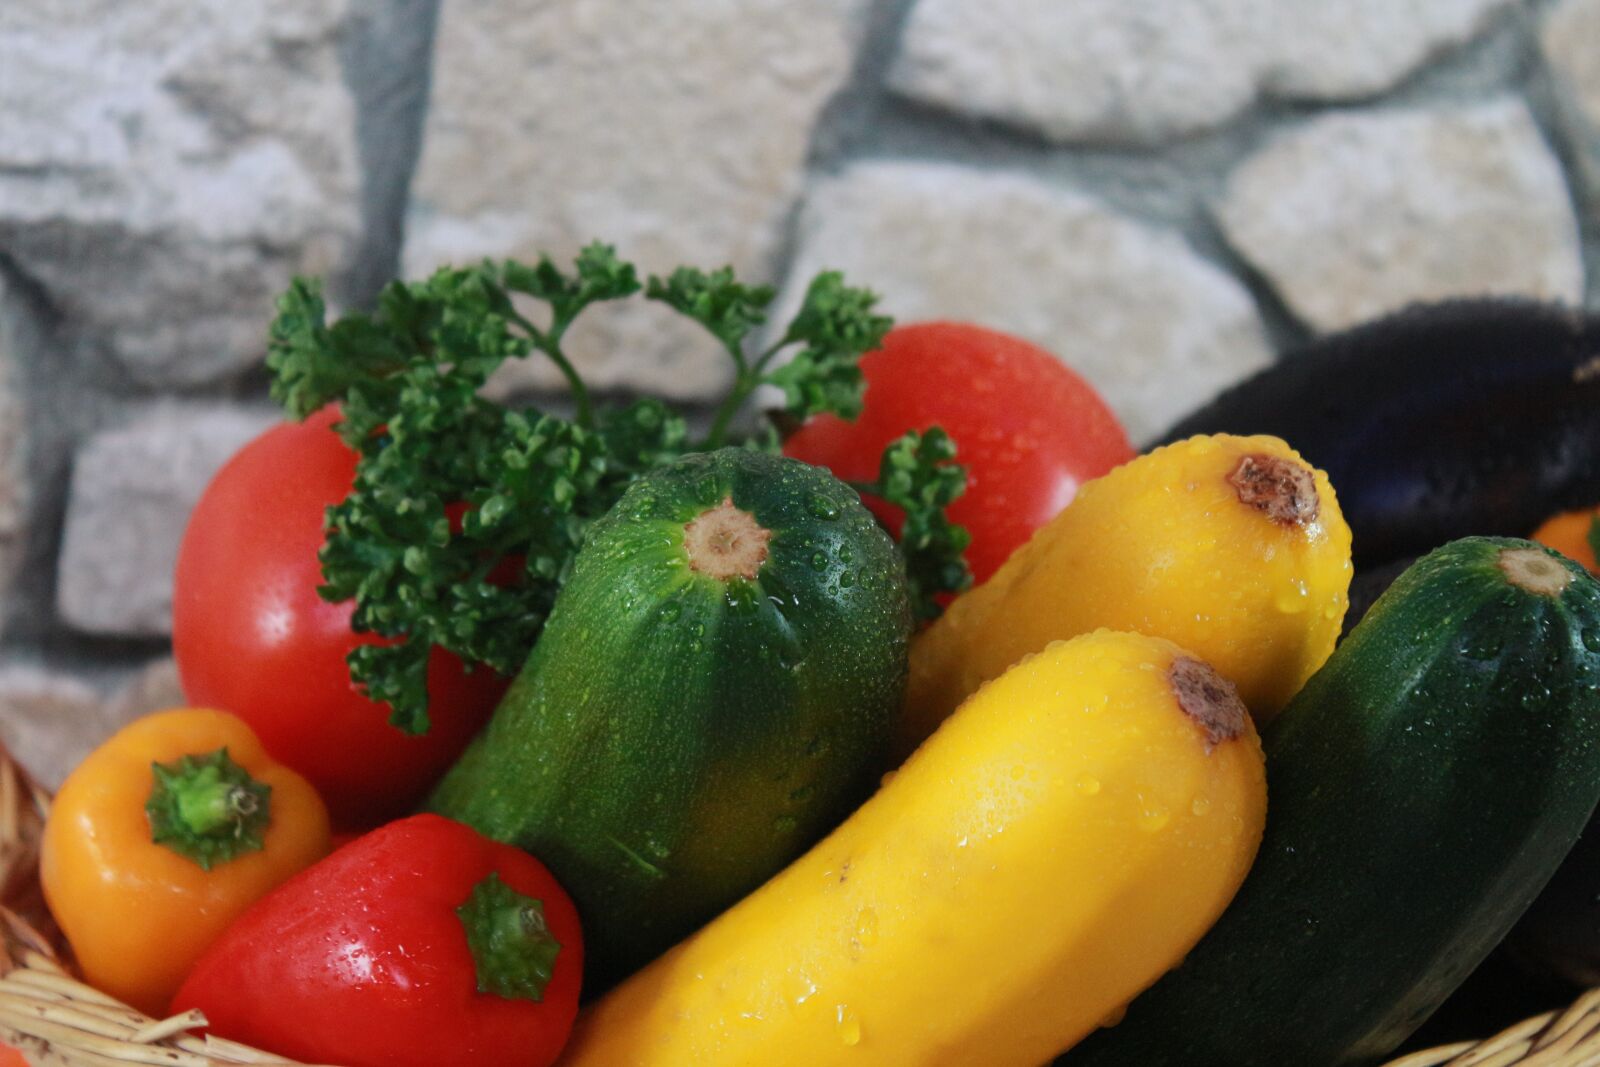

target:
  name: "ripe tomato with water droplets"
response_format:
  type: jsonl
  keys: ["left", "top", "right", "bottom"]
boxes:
{"left": 783, "top": 322, "right": 1134, "bottom": 585}
{"left": 172, "top": 407, "right": 508, "bottom": 829}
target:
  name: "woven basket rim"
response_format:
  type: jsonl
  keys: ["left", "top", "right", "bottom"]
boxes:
{"left": 3, "top": 742, "right": 1598, "bottom": 1066}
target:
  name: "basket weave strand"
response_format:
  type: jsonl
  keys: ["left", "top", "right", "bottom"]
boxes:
{"left": 1, "top": 741, "right": 1597, "bottom": 1067}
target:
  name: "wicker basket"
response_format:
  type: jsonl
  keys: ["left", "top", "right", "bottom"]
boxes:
{"left": 3, "top": 743, "right": 1599, "bottom": 1067}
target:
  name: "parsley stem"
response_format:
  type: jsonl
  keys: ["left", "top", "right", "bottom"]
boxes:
{"left": 510, "top": 308, "right": 595, "bottom": 429}
{"left": 703, "top": 368, "right": 754, "bottom": 450}
{"left": 751, "top": 338, "right": 788, "bottom": 373}
{"left": 702, "top": 339, "right": 758, "bottom": 450}
{"left": 540, "top": 340, "right": 594, "bottom": 429}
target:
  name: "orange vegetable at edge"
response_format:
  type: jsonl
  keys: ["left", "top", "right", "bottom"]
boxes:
{"left": 0, "top": 1043, "right": 28, "bottom": 1067}
{"left": 1531, "top": 507, "right": 1600, "bottom": 574}
{"left": 40, "top": 708, "right": 330, "bottom": 1017}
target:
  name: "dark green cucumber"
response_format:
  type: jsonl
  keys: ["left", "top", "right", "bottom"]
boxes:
{"left": 428, "top": 448, "right": 911, "bottom": 985}
{"left": 1068, "top": 537, "right": 1600, "bottom": 1067}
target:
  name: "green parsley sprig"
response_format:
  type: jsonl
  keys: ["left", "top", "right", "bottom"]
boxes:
{"left": 860, "top": 428, "right": 974, "bottom": 619}
{"left": 266, "top": 243, "right": 971, "bottom": 734}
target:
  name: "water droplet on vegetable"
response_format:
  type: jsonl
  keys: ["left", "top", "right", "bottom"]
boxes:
{"left": 1076, "top": 774, "right": 1101, "bottom": 796}
{"left": 856, "top": 907, "right": 879, "bottom": 947}
{"left": 835, "top": 1005, "right": 861, "bottom": 1046}
{"left": 810, "top": 496, "right": 841, "bottom": 520}
{"left": 1275, "top": 580, "right": 1310, "bottom": 614}
{"left": 1137, "top": 797, "right": 1171, "bottom": 833}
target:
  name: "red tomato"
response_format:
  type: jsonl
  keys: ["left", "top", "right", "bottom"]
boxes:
{"left": 172, "top": 408, "right": 506, "bottom": 829}
{"left": 172, "top": 814, "right": 583, "bottom": 1067}
{"left": 784, "top": 321, "right": 1134, "bottom": 585}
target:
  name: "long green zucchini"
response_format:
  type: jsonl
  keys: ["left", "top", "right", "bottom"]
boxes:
{"left": 428, "top": 448, "right": 912, "bottom": 986}
{"left": 1067, "top": 537, "right": 1600, "bottom": 1066}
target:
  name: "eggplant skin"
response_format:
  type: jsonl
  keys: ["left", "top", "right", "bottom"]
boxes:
{"left": 1510, "top": 826, "right": 1600, "bottom": 987}
{"left": 1160, "top": 300, "right": 1600, "bottom": 567}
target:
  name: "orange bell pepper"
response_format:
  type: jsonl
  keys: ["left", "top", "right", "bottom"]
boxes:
{"left": 0, "top": 1042, "right": 28, "bottom": 1067}
{"left": 1532, "top": 506, "right": 1600, "bottom": 574}
{"left": 40, "top": 708, "right": 330, "bottom": 1016}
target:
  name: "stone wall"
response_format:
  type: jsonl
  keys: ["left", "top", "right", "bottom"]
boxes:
{"left": 1, "top": 0, "right": 1596, "bottom": 783}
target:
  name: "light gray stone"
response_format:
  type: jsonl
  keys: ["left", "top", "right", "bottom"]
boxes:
{"left": 0, "top": 667, "right": 111, "bottom": 790}
{"left": 771, "top": 161, "right": 1272, "bottom": 444}
{"left": 0, "top": 1, "right": 362, "bottom": 386}
{"left": 106, "top": 658, "right": 187, "bottom": 723}
{"left": 56, "top": 405, "right": 279, "bottom": 638}
{"left": 1259, "top": 0, "right": 1515, "bottom": 100}
{"left": 404, "top": 0, "right": 870, "bottom": 401}
{"left": 1216, "top": 100, "right": 1584, "bottom": 333}
{"left": 0, "top": 284, "right": 27, "bottom": 635}
{"left": 1542, "top": 0, "right": 1600, "bottom": 215}
{"left": 890, "top": 0, "right": 1514, "bottom": 144}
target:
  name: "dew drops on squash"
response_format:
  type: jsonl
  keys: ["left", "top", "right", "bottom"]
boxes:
{"left": 835, "top": 1005, "right": 862, "bottom": 1047}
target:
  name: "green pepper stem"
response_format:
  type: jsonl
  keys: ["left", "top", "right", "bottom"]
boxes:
{"left": 457, "top": 872, "right": 562, "bottom": 1002}
{"left": 146, "top": 748, "right": 273, "bottom": 871}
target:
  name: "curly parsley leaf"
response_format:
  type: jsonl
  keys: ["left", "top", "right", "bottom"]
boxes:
{"left": 269, "top": 248, "right": 665, "bottom": 732}
{"left": 268, "top": 244, "right": 961, "bottom": 731}
{"left": 863, "top": 428, "right": 972, "bottom": 620}
{"left": 268, "top": 278, "right": 414, "bottom": 424}
{"left": 645, "top": 267, "right": 774, "bottom": 360}
{"left": 320, "top": 398, "right": 618, "bottom": 734}
{"left": 499, "top": 244, "right": 641, "bottom": 340}
{"left": 763, "top": 272, "right": 892, "bottom": 424}
{"left": 657, "top": 267, "right": 890, "bottom": 449}
{"left": 595, "top": 399, "right": 690, "bottom": 488}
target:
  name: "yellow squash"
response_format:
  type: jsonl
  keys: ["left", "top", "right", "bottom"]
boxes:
{"left": 903, "top": 433, "right": 1351, "bottom": 755}
{"left": 561, "top": 630, "right": 1267, "bottom": 1067}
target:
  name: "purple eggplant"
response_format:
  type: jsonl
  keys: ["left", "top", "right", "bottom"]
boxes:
{"left": 1160, "top": 300, "right": 1600, "bottom": 567}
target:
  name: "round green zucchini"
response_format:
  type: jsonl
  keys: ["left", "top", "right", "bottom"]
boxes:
{"left": 1068, "top": 537, "right": 1600, "bottom": 1067}
{"left": 427, "top": 448, "right": 911, "bottom": 986}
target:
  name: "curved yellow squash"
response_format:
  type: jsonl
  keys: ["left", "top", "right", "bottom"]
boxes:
{"left": 561, "top": 630, "right": 1267, "bottom": 1067}
{"left": 902, "top": 433, "right": 1351, "bottom": 755}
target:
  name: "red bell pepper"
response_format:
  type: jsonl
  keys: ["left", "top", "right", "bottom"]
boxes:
{"left": 171, "top": 814, "right": 583, "bottom": 1067}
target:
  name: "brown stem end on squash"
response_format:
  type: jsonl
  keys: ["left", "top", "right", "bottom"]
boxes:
{"left": 1229, "top": 454, "right": 1320, "bottom": 527}
{"left": 1498, "top": 546, "right": 1574, "bottom": 598}
{"left": 1169, "top": 657, "right": 1248, "bottom": 749}
{"left": 683, "top": 497, "right": 772, "bottom": 582}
